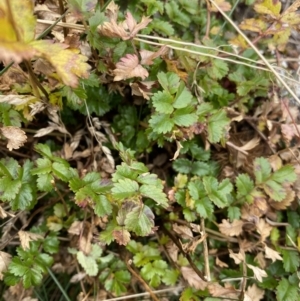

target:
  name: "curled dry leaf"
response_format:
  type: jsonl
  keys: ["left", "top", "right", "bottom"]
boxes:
{"left": 181, "top": 266, "right": 207, "bottom": 290}
{"left": 105, "top": 1, "right": 119, "bottom": 21}
{"left": 208, "top": 283, "right": 238, "bottom": 298}
{"left": 244, "top": 284, "right": 264, "bottom": 301}
{"left": 256, "top": 218, "right": 272, "bottom": 242}
{"left": 172, "top": 223, "right": 193, "bottom": 239}
{"left": 112, "top": 229, "right": 131, "bottom": 245}
{"left": 264, "top": 245, "right": 283, "bottom": 262}
{"left": 229, "top": 249, "right": 245, "bottom": 264}
{"left": 18, "top": 231, "right": 43, "bottom": 250}
{"left": 0, "top": 251, "right": 11, "bottom": 280}
{"left": 130, "top": 81, "right": 154, "bottom": 100}
{"left": 98, "top": 10, "right": 151, "bottom": 40}
{"left": 218, "top": 219, "right": 244, "bottom": 237}
{"left": 0, "top": 94, "right": 37, "bottom": 106}
{"left": 1, "top": 126, "right": 27, "bottom": 151}
{"left": 216, "top": 257, "right": 229, "bottom": 268}
{"left": 140, "top": 46, "right": 168, "bottom": 65}
{"left": 247, "top": 264, "right": 268, "bottom": 282}
{"left": 113, "top": 54, "right": 148, "bottom": 81}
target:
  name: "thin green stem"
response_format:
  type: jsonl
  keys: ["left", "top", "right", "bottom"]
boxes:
{"left": 47, "top": 268, "right": 72, "bottom": 301}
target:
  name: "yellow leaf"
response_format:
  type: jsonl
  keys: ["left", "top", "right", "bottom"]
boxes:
{"left": 0, "top": 0, "right": 36, "bottom": 43}
{"left": 30, "top": 40, "right": 90, "bottom": 87}
{"left": 240, "top": 18, "right": 267, "bottom": 33}
{"left": 254, "top": 0, "right": 281, "bottom": 18}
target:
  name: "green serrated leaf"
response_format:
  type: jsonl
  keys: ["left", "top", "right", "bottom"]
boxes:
{"left": 272, "top": 165, "right": 297, "bottom": 184}
{"left": 207, "top": 110, "right": 229, "bottom": 143}
{"left": 276, "top": 278, "right": 298, "bottom": 301}
{"left": 173, "top": 107, "right": 197, "bottom": 127}
{"left": 149, "top": 114, "right": 174, "bottom": 134}
{"left": 37, "top": 173, "right": 54, "bottom": 192}
{"left": 52, "top": 162, "right": 73, "bottom": 182}
{"left": 77, "top": 251, "right": 98, "bottom": 276}
{"left": 236, "top": 174, "right": 254, "bottom": 198}
{"left": 157, "top": 72, "right": 180, "bottom": 94}
{"left": 173, "top": 158, "right": 192, "bottom": 174}
{"left": 282, "top": 250, "right": 300, "bottom": 273}
{"left": 195, "top": 197, "right": 214, "bottom": 219}
{"left": 228, "top": 206, "right": 241, "bottom": 221}
{"left": 254, "top": 157, "right": 271, "bottom": 184}
{"left": 94, "top": 195, "right": 112, "bottom": 217}
{"left": 140, "top": 184, "right": 168, "bottom": 207}
{"left": 173, "top": 82, "right": 193, "bottom": 108}
{"left": 151, "top": 20, "right": 174, "bottom": 36}
{"left": 207, "top": 59, "right": 229, "bottom": 80}
{"left": 124, "top": 205, "right": 154, "bottom": 236}
{"left": 152, "top": 90, "right": 174, "bottom": 114}
{"left": 31, "top": 158, "right": 52, "bottom": 175}
{"left": 263, "top": 179, "right": 286, "bottom": 201}
{"left": 112, "top": 178, "right": 139, "bottom": 200}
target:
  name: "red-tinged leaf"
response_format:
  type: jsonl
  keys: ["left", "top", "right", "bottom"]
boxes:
{"left": 140, "top": 46, "right": 167, "bottom": 66}
{"left": 113, "top": 54, "right": 148, "bottom": 81}
{"left": 0, "top": 41, "right": 36, "bottom": 64}
{"left": 98, "top": 11, "right": 151, "bottom": 40}
{"left": 123, "top": 12, "right": 152, "bottom": 39}
{"left": 30, "top": 40, "right": 90, "bottom": 87}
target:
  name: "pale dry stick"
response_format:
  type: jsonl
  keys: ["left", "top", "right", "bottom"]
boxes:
{"left": 201, "top": 218, "right": 211, "bottom": 282}
{"left": 137, "top": 34, "right": 264, "bottom": 66}
{"left": 135, "top": 37, "right": 300, "bottom": 86}
{"left": 36, "top": 19, "right": 300, "bottom": 86}
{"left": 208, "top": 0, "right": 300, "bottom": 106}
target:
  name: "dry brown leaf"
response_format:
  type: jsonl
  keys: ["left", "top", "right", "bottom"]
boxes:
{"left": 254, "top": 252, "right": 266, "bottom": 269}
{"left": 112, "top": 229, "right": 131, "bottom": 245}
{"left": 181, "top": 266, "right": 207, "bottom": 290}
{"left": 68, "top": 221, "right": 83, "bottom": 235}
{"left": 140, "top": 46, "right": 167, "bottom": 65}
{"left": 208, "top": 282, "right": 238, "bottom": 298}
{"left": 0, "top": 251, "right": 11, "bottom": 280}
{"left": 269, "top": 189, "right": 295, "bottom": 210}
{"left": 256, "top": 219, "right": 272, "bottom": 242}
{"left": 18, "top": 231, "right": 43, "bottom": 250}
{"left": 1, "top": 126, "right": 27, "bottom": 151}
{"left": 165, "top": 241, "right": 178, "bottom": 262}
{"left": 98, "top": 11, "right": 151, "bottom": 40}
{"left": 70, "top": 272, "right": 86, "bottom": 283}
{"left": 264, "top": 245, "right": 283, "bottom": 262}
{"left": 229, "top": 249, "right": 245, "bottom": 264}
{"left": 113, "top": 54, "right": 148, "bottom": 81}
{"left": 281, "top": 124, "right": 300, "bottom": 142}
{"left": 244, "top": 284, "right": 264, "bottom": 301}
{"left": 173, "top": 223, "right": 193, "bottom": 239}
{"left": 209, "top": 0, "right": 232, "bottom": 12}
{"left": 247, "top": 264, "right": 267, "bottom": 282}
{"left": 105, "top": 1, "right": 119, "bottom": 21}
{"left": 0, "top": 205, "right": 8, "bottom": 219}
{"left": 216, "top": 257, "right": 229, "bottom": 268}
{"left": 130, "top": 81, "right": 154, "bottom": 100}
{"left": 218, "top": 219, "right": 244, "bottom": 237}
